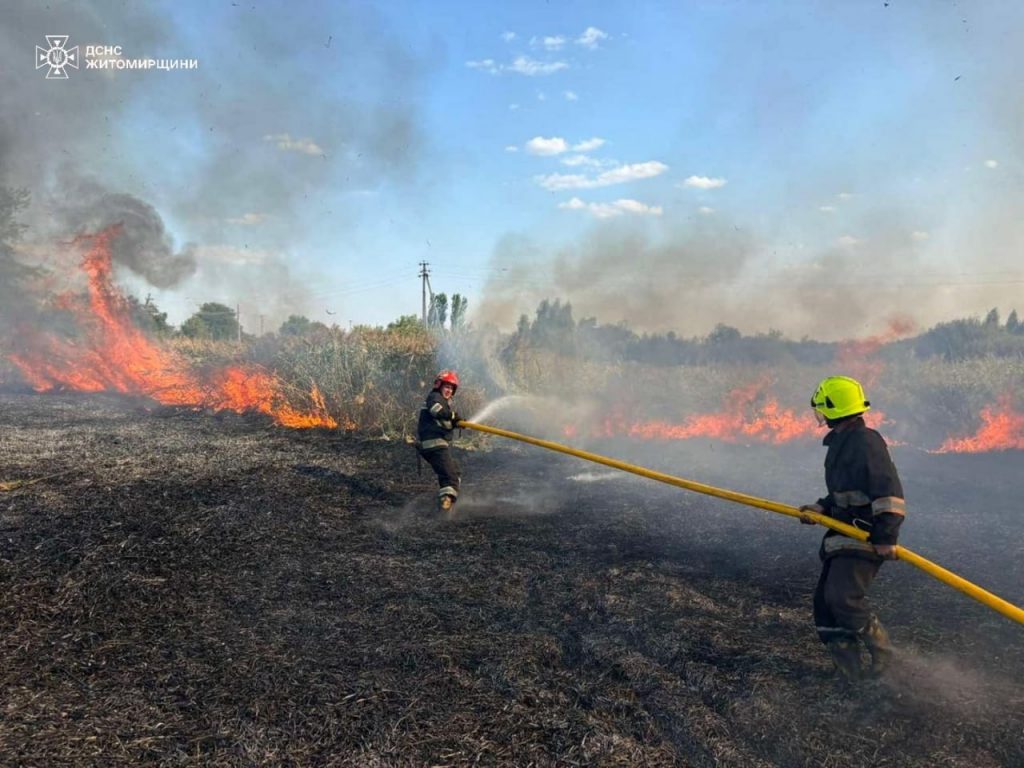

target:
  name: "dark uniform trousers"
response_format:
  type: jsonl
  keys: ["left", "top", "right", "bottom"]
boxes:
{"left": 813, "top": 554, "right": 882, "bottom": 642}
{"left": 420, "top": 447, "right": 460, "bottom": 499}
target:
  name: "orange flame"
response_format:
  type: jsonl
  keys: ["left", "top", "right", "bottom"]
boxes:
{"left": 936, "top": 394, "right": 1024, "bottom": 453}
{"left": 566, "top": 377, "right": 895, "bottom": 446}
{"left": 8, "top": 227, "right": 338, "bottom": 429}
{"left": 834, "top": 316, "right": 915, "bottom": 390}
{"left": 621, "top": 377, "right": 819, "bottom": 444}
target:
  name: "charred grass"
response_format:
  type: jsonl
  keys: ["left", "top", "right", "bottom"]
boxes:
{"left": 1, "top": 393, "right": 1022, "bottom": 767}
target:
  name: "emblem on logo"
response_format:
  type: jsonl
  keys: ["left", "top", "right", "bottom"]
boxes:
{"left": 36, "top": 35, "right": 80, "bottom": 79}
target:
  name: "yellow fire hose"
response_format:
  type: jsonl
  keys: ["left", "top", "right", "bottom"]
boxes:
{"left": 458, "top": 420, "right": 1024, "bottom": 627}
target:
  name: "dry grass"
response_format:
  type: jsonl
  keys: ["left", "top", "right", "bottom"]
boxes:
{"left": 7, "top": 326, "right": 1019, "bottom": 447}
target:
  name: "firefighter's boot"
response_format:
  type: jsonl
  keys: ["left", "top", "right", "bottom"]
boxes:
{"left": 438, "top": 494, "right": 455, "bottom": 514}
{"left": 860, "top": 616, "right": 894, "bottom": 677}
{"left": 827, "top": 638, "right": 863, "bottom": 684}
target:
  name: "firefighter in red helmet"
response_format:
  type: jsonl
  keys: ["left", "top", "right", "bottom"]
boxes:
{"left": 417, "top": 370, "right": 463, "bottom": 513}
{"left": 800, "top": 375, "right": 905, "bottom": 684}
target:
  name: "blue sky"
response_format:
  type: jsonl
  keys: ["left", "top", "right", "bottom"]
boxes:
{"left": 5, "top": 1, "right": 1023, "bottom": 338}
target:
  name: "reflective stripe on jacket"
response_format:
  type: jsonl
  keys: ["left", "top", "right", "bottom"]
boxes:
{"left": 417, "top": 388, "right": 457, "bottom": 450}
{"left": 816, "top": 416, "right": 906, "bottom": 554}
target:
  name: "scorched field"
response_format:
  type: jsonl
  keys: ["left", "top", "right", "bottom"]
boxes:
{"left": 1, "top": 391, "right": 1022, "bottom": 767}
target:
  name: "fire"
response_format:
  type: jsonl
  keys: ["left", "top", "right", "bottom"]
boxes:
{"left": 620, "top": 378, "right": 819, "bottom": 444}
{"left": 8, "top": 227, "right": 338, "bottom": 429}
{"left": 209, "top": 368, "right": 340, "bottom": 429}
{"left": 936, "top": 394, "right": 1024, "bottom": 453}
{"left": 567, "top": 378, "right": 897, "bottom": 446}
{"left": 834, "top": 316, "right": 915, "bottom": 390}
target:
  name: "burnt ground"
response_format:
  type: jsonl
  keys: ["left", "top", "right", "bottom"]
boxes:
{"left": 1, "top": 392, "right": 1022, "bottom": 767}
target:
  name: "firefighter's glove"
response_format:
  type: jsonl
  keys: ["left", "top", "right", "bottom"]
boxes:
{"left": 452, "top": 412, "right": 462, "bottom": 426}
{"left": 873, "top": 544, "right": 898, "bottom": 560}
{"left": 798, "top": 503, "right": 824, "bottom": 525}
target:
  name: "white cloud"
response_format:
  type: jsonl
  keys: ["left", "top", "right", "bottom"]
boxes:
{"left": 465, "top": 59, "right": 500, "bottom": 74}
{"left": 537, "top": 173, "right": 592, "bottom": 190}
{"left": 560, "top": 155, "right": 589, "bottom": 167}
{"left": 576, "top": 26, "right": 608, "bottom": 49}
{"left": 505, "top": 145, "right": 519, "bottom": 153}
{"left": 526, "top": 136, "right": 569, "bottom": 155}
{"left": 560, "top": 154, "right": 614, "bottom": 168}
{"left": 501, "top": 31, "right": 516, "bottom": 42}
{"left": 578, "top": 160, "right": 668, "bottom": 186}
{"left": 509, "top": 103, "right": 520, "bottom": 111}
{"left": 613, "top": 199, "right": 662, "bottom": 216}
{"left": 698, "top": 206, "right": 715, "bottom": 215}
{"left": 985, "top": 159, "right": 999, "bottom": 168}
{"left": 226, "top": 212, "right": 268, "bottom": 226}
{"left": 572, "top": 137, "right": 605, "bottom": 152}
{"left": 819, "top": 205, "right": 836, "bottom": 213}
{"left": 837, "top": 235, "right": 861, "bottom": 247}
{"left": 564, "top": 90, "right": 578, "bottom": 101}
{"left": 467, "top": 56, "right": 568, "bottom": 76}
{"left": 837, "top": 191, "right": 853, "bottom": 199}
{"left": 524, "top": 138, "right": 605, "bottom": 161}
{"left": 508, "top": 56, "right": 568, "bottom": 76}
{"left": 681, "top": 175, "right": 727, "bottom": 189}
{"left": 559, "top": 196, "right": 663, "bottom": 218}
{"left": 536, "top": 90, "right": 547, "bottom": 101}
{"left": 535, "top": 160, "right": 668, "bottom": 190}
{"left": 912, "top": 230, "right": 930, "bottom": 241}
{"left": 538, "top": 35, "right": 566, "bottom": 51}
{"left": 263, "top": 133, "right": 324, "bottom": 155}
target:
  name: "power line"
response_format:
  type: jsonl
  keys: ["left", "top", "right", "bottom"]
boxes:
{"left": 304, "top": 269, "right": 412, "bottom": 300}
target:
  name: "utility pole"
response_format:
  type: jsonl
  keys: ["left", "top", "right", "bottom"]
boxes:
{"left": 419, "top": 261, "right": 431, "bottom": 325}
{"left": 259, "top": 314, "right": 264, "bottom": 336}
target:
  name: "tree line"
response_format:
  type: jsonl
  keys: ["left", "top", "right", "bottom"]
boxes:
{"left": 499, "top": 300, "right": 1024, "bottom": 366}
{"left": 138, "top": 292, "right": 470, "bottom": 342}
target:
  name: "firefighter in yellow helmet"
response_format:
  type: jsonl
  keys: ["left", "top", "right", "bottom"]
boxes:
{"left": 799, "top": 375, "right": 906, "bottom": 683}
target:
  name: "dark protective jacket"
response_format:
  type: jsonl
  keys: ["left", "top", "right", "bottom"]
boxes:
{"left": 417, "top": 388, "right": 459, "bottom": 451}
{"left": 816, "top": 416, "right": 906, "bottom": 558}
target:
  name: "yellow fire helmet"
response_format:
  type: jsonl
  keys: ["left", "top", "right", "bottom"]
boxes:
{"left": 811, "top": 375, "right": 871, "bottom": 420}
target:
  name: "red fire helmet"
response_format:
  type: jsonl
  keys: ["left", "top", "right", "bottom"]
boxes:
{"left": 434, "top": 370, "right": 459, "bottom": 391}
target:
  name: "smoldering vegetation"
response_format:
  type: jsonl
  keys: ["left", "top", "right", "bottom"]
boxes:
{"left": 1, "top": 392, "right": 1021, "bottom": 767}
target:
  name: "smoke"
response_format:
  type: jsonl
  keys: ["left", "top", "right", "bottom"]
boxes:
{"left": 49, "top": 174, "right": 197, "bottom": 288}
{"left": 882, "top": 651, "right": 1021, "bottom": 719}
{"left": 476, "top": 219, "right": 755, "bottom": 336}
{"left": 0, "top": 3, "right": 167, "bottom": 186}
{"left": 1, "top": 0, "right": 429, "bottom": 327}
{"left": 164, "top": 2, "right": 427, "bottom": 245}
{"left": 177, "top": 244, "right": 314, "bottom": 334}
{"left": 473, "top": 208, "right": 1004, "bottom": 343}
{"left": 473, "top": 216, "right": 883, "bottom": 340}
